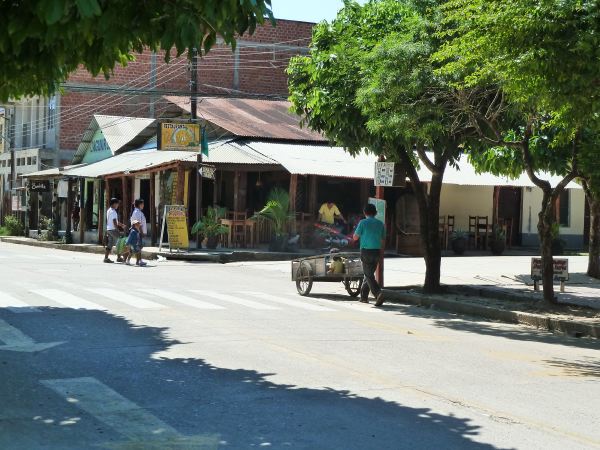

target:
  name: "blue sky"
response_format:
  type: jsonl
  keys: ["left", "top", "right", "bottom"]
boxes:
{"left": 270, "top": 0, "right": 366, "bottom": 23}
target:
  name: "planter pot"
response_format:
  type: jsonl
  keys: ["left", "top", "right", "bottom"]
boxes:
{"left": 269, "top": 235, "right": 287, "bottom": 252}
{"left": 490, "top": 239, "right": 505, "bottom": 256}
{"left": 206, "top": 235, "right": 219, "bottom": 250}
{"left": 451, "top": 237, "right": 467, "bottom": 255}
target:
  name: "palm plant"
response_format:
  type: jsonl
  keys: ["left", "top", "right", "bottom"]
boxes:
{"left": 191, "top": 207, "right": 228, "bottom": 248}
{"left": 253, "top": 188, "right": 295, "bottom": 240}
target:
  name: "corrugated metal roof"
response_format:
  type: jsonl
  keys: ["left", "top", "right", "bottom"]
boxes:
{"left": 23, "top": 164, "right": 87, "bottom": 179}
{"left": 245, "top": 141, "right": 375, "bottom": 179}
{"left": 66, "top": 150, "right": 196, "bottom": 178}
{"left": 72, "top": 115, "right": 156, "bottom": 164}
{"left": 417, "top": 154, "right": 581, "bottom": 189}
{"left": 164, "top": 96, "right": 327, "bottom": 142}
{"left": 205, "top": 140, "right": 279, "bottom": 165}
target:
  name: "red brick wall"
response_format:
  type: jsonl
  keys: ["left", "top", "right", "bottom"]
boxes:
{"left": 60, "top": 19, "right": 313, "bottom": 152}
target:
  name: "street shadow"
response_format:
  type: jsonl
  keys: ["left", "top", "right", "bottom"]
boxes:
{"left": 542, "top": 356, "right": 600, "bottom": 378}
{"left": 0, "top": 307, "right": 513, "bottom": 450}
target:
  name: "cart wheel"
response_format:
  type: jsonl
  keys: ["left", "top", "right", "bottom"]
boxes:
{"left": 344, "top": 278, "right": 363, "bottom": 297}
{"left": 296, "top": 262, "right": 313, "bottom": 296}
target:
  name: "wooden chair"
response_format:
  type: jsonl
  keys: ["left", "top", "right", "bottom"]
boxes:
{"left": 499, "top": 217, "right": 513, "bottom": 248}
{"left": 439, "top": 215, "right": 447, "bottom": 250}
{"left": 476, "top": 216, "right": 489, "bottom": 250}
{"left": 446, "top": 215, "right": 455, "bottom": 249}
{"left": 468, "top": 216, "right": 477, "bottom": 249}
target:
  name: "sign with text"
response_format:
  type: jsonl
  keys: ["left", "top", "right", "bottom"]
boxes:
{"left": 368, "top": 197, "right": 386, "bottom": 224}
{"left": 531, "top": 258, "right": 569, "bottom": 281}
{"left": 159, "top": 205, "right": 189, "bottom": 252}
{"left": 158, "top": 122, "right": 200, "bottom": 151}
{"left": 374, "top": 162, "right": 406, "bottom": 187}
{"left": 28, "top": 180, "right": 50, "bottom": 192}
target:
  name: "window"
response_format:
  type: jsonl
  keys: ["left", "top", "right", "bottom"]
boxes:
{"left": 22, "top": 123, "right": 29, "bottom": 148}
{"left": 47, "top": 96, "right": 56, "bottom": 130}
{"left": 559, "top": 190, "right": 570, "bottom": 227}
{"left": 32, "top": 156, "right": 37, "bottom": 166}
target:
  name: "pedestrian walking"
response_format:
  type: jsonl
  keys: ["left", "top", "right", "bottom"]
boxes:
{"left": 130, "top": 198, "right": 147, "bottom": 238}
{"left": 125, "top": 219, "right": 146, "bottom": 266}
{"left": 353, "top": 203, "right": 385, "bottom": 306}
{"left": 103, "top": 198, "right": 125, "bottom": 263}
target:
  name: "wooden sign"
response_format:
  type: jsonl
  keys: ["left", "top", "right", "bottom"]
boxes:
{"left": 531, "top": 257, "right": 569, "bottom": 292}
{"left": 159, "top": 205, "right": 189, "bottom": 252}
{"left": 28, "top": 180, "right": 50, "bottom": 192}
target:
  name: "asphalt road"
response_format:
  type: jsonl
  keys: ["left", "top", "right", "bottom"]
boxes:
{"left": 0, "top": 242, "right": 598, "bottom": 450}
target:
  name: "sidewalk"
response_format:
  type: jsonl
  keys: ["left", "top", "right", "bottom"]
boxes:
{"left": 0, "top": 236, "right": 313, "bottom": 263}
{"left": 381, "top": 255, "right": 600, "bottom": 338}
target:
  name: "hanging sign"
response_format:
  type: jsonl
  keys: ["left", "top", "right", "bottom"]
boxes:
{"left": 374, "top": 162, "right": 406, "bottom": 187}
{"left": 158, "top": 122, "right": 201, "bottom": 151}
{"left": 28, "top": 180, "right": 50, "bottom": 192}
{"left": 159, "top": 205, "right": 189, "bottom": 252}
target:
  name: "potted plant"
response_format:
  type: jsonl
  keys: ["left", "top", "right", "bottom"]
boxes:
{"left": 191, "top": 207, "right": 228, "bottom": 249}
{"left": 450, "top": 229, "right": 467, "bottom": 255}
{"left": 489, "top": 224, "right": 506, "bottom": 256}
{"left": 550, "top": 222, "right": 566, "bottom": 255}
{"left": 253, "top": 188, "right": 295, "bottom": 252}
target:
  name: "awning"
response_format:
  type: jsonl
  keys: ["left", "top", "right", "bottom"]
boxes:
{"left": 243, "top": 141, "right": 374, "bottom": 179}
{"left": 416, "top": 154, "right": 581, "bottom": 189}
{"left": 23, "top": 164, "right": 87, "bottom": 179}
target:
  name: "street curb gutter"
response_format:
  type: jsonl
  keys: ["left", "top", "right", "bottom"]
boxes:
{"left": 0, "top": 237, "right": 157, "bottom": 260}
{"left": 386, "top": 290, "right": 600, "bottom": 339}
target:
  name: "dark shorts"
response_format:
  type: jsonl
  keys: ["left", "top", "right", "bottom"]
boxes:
{"left": 105, "top": 230, "right": 120, "bottom": 251}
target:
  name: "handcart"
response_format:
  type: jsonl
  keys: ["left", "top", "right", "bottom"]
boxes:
{"left": 291, "top": 252, "right": 364, "bottom": 297}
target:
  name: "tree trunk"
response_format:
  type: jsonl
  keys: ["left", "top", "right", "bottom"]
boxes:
{"left": 538, "top": 191, "right": 557, "bottom": 303}
{"left": 587, "top": 194, "right": 600, "bottom": 278}
{"left": 419, "top": 172, "right": 444, "bottom": 294}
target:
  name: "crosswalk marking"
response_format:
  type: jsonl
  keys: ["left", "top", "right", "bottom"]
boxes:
{"left": 32, "top": 289, "right": 105, "bottom": 310}
{"left": 0, "top": 292, "right": 40, "bottom": 313}
{"left": 20, "top": 254, "right": 43, "bottom": 260}
{"left": 305, "top": 295, "right": 382, "bottom": 313}
{"left": 192, "top": 290, "right": 280, "bottom": 310}
{"left": 85, "top": 288, "right": 166, "bottom": 310}
{"left": 246, "top": 292, "right": 336, "bottom": 312}
{"left": 138, "top": 289, "right": 225, "bottom": 310}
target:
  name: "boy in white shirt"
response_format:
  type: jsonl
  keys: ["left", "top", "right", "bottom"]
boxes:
{"left": 104, "top": 198, "right": 125, "bottom": 263}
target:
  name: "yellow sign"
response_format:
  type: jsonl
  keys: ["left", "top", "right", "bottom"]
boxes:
{"left": 164, "top": 205, "right": 189, "bottom": 250}
{"left": 159, "top": 123, "right": 200, "bottom": 150}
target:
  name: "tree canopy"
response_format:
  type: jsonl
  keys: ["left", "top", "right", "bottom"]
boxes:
{"left": 0, "top": 0, "right": 273, "bottom": 101}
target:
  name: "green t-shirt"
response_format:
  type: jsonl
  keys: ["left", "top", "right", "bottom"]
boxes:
{"left": 354, "top": 217, "right": 385, "bottom": 250}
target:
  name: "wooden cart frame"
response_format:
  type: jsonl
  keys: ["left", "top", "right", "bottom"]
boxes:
{"left": 291, "top": 252, "right": 364, "bottom": 297}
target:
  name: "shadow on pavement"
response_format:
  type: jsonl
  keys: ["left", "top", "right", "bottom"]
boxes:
{"left": 0, "top": 307, "right": 512, "bottom": 450}
{"left": 541, "top": 356, "right": 600, "bottom": 378}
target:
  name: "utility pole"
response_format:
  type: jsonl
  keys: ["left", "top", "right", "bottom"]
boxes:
{"left": 191, "top": 48, "right": 203, "bottom": 248}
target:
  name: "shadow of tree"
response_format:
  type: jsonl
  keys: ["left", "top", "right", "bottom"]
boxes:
{"left": 0, "top": 306, "right": 513, "bottom": 450}
{"left": 542, "top": 357, "right": 600, "bottom": 378}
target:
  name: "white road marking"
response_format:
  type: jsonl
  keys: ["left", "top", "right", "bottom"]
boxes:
{"left": 0, "top": 318, "right": 64, "bottom": 352}
{"left": 246, "top": 292, "right": 336, "bottom": 312}
{"left": 41, "top": 377, "right": 219, "bottom": 447}
{"left": 0, "top": 292, "right": 41, "bottom": 313}
{"left": 191, "top": 290, "right": 280, "bottom": 310}
{"left": 32, "top": 289, "right": 105, "bottom": 310}
{"left": 20, "top": 254, "right": 43, "bottom": 260}
{"left": 138, "top": 289, "right": 225, "bottom": 310}
{"left": 85, "top": 288, "right": 166, "bottom": 310}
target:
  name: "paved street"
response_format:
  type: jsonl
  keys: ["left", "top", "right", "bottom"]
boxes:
{"left": 0, "top": 242, "right": 598, "bottom": 449}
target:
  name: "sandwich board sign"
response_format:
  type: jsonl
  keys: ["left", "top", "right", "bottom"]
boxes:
{"left": 159, "top": 205, "right": 189, "bottom": 252}
{"left": 531, "top": 258, "right": 569, "bottom": 292}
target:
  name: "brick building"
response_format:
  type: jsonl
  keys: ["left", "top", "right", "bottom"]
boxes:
{"left": 58, "top": 19, "right": 313, "bottom": 164}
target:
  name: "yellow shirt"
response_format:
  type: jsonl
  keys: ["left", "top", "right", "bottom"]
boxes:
{"left": 319, "top": 203, "right": 341, "bottom": 224}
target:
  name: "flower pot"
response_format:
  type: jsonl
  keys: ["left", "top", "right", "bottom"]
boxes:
{"left": 490, "top": 239, "right": 505, "bottom": 256}
{"left": 451, "top": 237, "right": 467, "bottom": 255}
{"left": 206, "top": 235, "right": 219, "bottom": 250}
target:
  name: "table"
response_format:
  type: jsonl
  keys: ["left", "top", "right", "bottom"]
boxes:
{"left": 220, "top": 219, "right": 256, "bottom": 248}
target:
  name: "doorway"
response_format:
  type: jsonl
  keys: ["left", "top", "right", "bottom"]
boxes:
{"left": 498, "top": 187, "right": 522, "bottom": 246}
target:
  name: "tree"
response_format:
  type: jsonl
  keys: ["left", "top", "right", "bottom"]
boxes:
{"left": 437, "top": 0, "right": 600, "bottom": 300}
{"left": 288, "top": 0, "right": 478, "bottom": 293}
{"left": 0, "top": 0, "right": 273, "bottom": 101}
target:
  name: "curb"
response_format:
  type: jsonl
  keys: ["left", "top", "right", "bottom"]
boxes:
{"left": 385, "top": 290, "right": 600, "bottom": 339}
{"left": 0, "top": 237, "right": 157, "bottom": 260}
